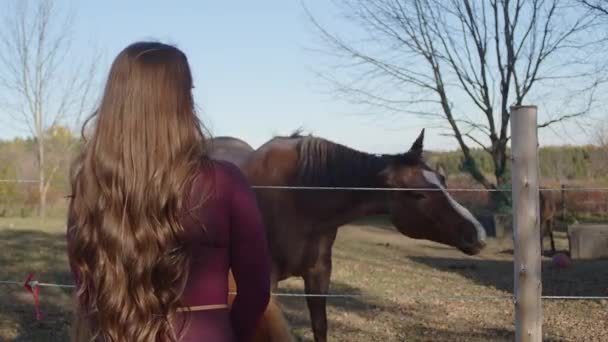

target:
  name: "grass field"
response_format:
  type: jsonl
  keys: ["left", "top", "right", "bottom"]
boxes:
{"left": 1, "top": 217, "right": 607, "bottom": 341}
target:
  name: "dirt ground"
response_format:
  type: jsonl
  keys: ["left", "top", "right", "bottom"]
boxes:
{"left": 0, "top": 217, "right": 607, "bottom": 341}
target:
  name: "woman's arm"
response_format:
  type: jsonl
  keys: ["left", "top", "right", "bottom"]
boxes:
{"left": 226, "top": 163, "right": 272, "bottom": 341}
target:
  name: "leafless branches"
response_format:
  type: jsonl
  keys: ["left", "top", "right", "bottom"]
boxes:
{"left": 0, "top": 0, "right": 98, "bottom": 216}
{"left": 306, "top": 0, "right": 602, "bottom": 193}
{"left": 580, "top": 0, "right": 608, "bottom": 15}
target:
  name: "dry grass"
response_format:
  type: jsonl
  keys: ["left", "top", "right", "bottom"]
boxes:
{"left": 1, "top": 217, "right": 607, "bottom": 341}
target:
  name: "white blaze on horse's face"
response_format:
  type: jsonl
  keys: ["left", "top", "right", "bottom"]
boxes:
{"left": 421, "top": 170, "right": 487, "bottom": 243}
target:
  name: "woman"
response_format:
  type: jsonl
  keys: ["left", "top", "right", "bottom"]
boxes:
{"left": 66, "top": 41, "right": 271, "bottom": 341}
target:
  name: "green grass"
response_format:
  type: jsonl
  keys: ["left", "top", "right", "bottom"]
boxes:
{"left": 0, "top": 217, "right": 66, "bottom": 231}
{"left": 0, "top": 217, "right": 72, "bottom": 341}
{"left": 1, "top": 217, "right": 607, "bottom": 341}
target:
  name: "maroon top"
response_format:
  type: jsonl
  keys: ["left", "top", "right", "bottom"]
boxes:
{"left": 67, "top": 160, "right": 272, "bottom": 342}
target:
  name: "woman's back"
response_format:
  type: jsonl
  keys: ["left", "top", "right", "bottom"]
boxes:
{"left": 175, "top": 159, "right": 271, "bottom": 341}
{"left": 68, "top": 159, "right": 271, "bottom": 341}
{"left": 66, "top": 41, "right": 271, "bottom": 342}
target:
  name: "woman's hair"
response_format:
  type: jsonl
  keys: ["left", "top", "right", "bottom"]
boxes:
{"left": 67, "top": 41, "right": 207, "bottom": 341}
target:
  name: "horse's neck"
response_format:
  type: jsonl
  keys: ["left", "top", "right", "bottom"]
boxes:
{"left": 296, "top": 140, "right": 391, "bottom": 228}
{"left": 278, "top": 187, "right": 387, "bottom": 235}
{"left": 295, "top": 138, "right": 389, "bottom": 187}
{"left": 347, "top": 192, "right": 387, "bottom": 219}
{"left": 303, "top": 191, "right": 387, "bottom": 232}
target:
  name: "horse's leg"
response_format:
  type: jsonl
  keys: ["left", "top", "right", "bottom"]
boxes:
{"left": 303, "top": 231, "right": 337, "bottom": 342}
{"left": 540, "top": 220, "right": 545, "bottom": 256}
{"left": 303, "top": 263, "right": 331, "bottom": 342}
{"left": 549, "top": 218, "right": 556, "bottom": 255}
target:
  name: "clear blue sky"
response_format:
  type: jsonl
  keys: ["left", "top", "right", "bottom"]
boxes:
{"left": 0, "top": 0, "right": 597, "bottom": 153}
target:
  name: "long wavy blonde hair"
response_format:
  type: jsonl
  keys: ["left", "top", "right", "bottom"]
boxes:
{"left": 67, "top": 41, "right": 207, "bottom": 341}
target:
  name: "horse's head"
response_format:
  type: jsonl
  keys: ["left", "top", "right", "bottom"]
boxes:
{"left": 380, "top": 129, "right": 486, "bottom": 255}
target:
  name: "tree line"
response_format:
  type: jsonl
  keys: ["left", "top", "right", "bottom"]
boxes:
{"left": 430, "top": 145, "right": 608, "bottom": 184}
{"left": 1, "top": 126, "right": 607, "bottom": 219}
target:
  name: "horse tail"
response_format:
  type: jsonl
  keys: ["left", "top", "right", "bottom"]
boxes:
{"left": 251, "top": 298, "right": 295, "bottom": 342}
{"left": 228, "top": 271, "right": 295, "bottom": 342}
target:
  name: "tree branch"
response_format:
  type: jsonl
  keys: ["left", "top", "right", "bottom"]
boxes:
{"left": 307, "top": 0, "right": 602, "bottom": 192}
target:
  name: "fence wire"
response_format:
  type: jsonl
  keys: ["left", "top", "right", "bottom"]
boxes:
{"left": 1, "top": 279, "right": 607, "bottom": 301}
{"left": 1, "top": 177, "right": 607, "bottom": 327}
{"left": 3, "top": 178, "right": 608, "bottom": 192}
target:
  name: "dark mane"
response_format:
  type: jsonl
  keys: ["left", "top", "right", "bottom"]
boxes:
{"left": 293, "top": 136, "right": 419, "bottom": 188}
{"left": 274, "top": 128, "right": 310, "bottom": 139}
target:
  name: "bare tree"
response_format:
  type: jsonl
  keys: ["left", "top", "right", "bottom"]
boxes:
{"left": 580, "top": 0, "right": 608, "bottom": 15}
{"left": 306, "top": 0, "right": 602, "bottom": 207}
{"left": 0, "top": 0, "right": 97, "bottom": 217}
{"left": 593, "top": 121, "right": 608, "bottom": 146}
{"left": 579, "top": 0, "right": 608, "bottom": 160}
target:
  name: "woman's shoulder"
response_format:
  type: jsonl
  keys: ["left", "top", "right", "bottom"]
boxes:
{"left": 197, "top": 158, "right": 250, "bottom": 191}
{"left": 184, "top": 159, "right": 247, "bottom": 211}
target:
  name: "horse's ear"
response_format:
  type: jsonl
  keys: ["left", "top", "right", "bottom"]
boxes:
{"left": 409, "top": 129, "right": 425, "bottom": 155}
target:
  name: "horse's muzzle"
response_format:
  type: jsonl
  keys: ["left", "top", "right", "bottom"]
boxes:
{"left": 459, "top": 239, "right": 486, "bottom": 255}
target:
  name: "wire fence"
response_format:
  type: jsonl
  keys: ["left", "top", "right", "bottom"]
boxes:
{"left": 3, "top": 178, "right": 608, "bottom": 192}
{"left": 1, "top": 177, "right": 607, "bottom": 327}
{"left": 1, "top": 278, "right": 607, "bottom": 300}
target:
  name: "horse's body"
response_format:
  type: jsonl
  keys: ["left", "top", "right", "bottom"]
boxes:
{"left": 208, "top": 137, "right": 295, "bottom": 342}
{"left": 208, "top": 136, "right": 255, "bottom": 167}
{"left": 540, "top": 190, "right": 557, "bottom": 255}
{"left": 211, "top": 131, "right": 487, "bottom": 342}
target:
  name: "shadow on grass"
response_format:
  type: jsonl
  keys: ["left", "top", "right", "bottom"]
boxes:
{"left": 0, "top": 228, "right": 73, "bottom": 341}
{"left": 398, "top": 325, "right": 566, "bottom": 342}
{"left": 276, "top": 280, "right": 576, "bottom": 342}
{"left": 398, "top": 325, "right": 514, "bottom": 342}
{"left": 278, "top": 280, "right": 424, "bottom": 341}
{"left": 409, "top": 256, "right": 608, "bottom": 297}
{"left": 349, "top": 213, "right": 497, "bottom": 235}
{"left": 1, "top": 224, "right": 594, "bottom": 341}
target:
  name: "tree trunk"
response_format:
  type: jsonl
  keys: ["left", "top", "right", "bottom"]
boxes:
{"left": 491, "top": 141, "right": 510, "bottom": 212}
{"left": 38, "top": 139, "right": 46, "bottom": 218}
{"left": 492, "top": 173, "right": 510, "bottom": 212}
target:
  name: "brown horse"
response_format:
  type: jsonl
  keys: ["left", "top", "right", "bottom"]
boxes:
{"left": 227, "top": 271, "right": 295, "bottom": 342}
{"left": 540, "top": 189, "right": 557, "bottom": 255}
{"left": 205, "top": 137, "right": 296, "bottom": 341}
{"left": 210, "top": 137, "right": 295, "bottom": 341}
{"left": 211, "top": 129, "right": 487, "bottom": 342}
{"left": 208, "top": 136, "right": 255, "bottom": 167}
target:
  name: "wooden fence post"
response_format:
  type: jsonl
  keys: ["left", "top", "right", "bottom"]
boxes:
{"left": 510, "top": 105, "right": 542, "bottom": 342}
